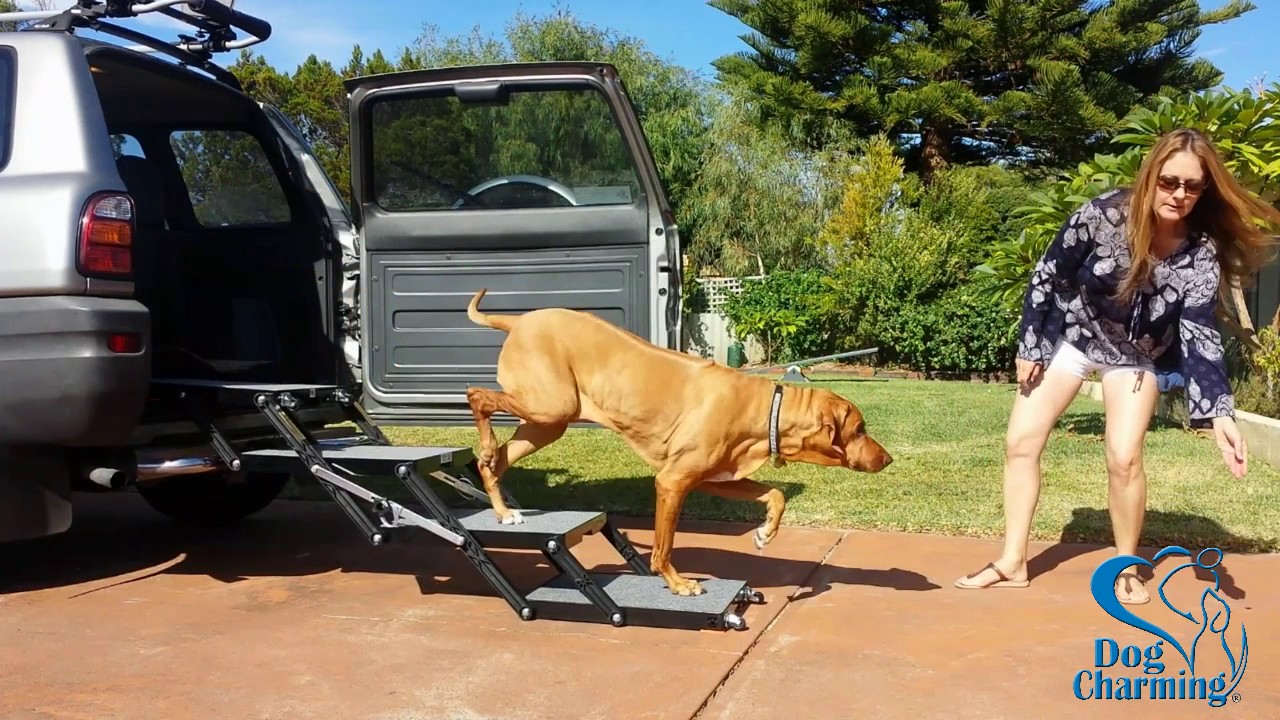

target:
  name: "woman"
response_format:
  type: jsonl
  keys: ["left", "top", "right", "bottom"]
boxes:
{"left": 955, "top": 128, "right": 1280, "bottom": 604}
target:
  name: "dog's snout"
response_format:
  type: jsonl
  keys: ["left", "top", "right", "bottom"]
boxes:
{"left": 860, "top": 440, "right": 892, "bottom": 472}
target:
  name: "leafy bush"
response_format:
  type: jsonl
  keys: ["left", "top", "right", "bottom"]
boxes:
{"left": 865, "top": 286, "right": 1019, "bottom": 373}
{"left": 720, "top": 270, "right": 839, "bottom": 364}
{"left": 1242, "top": 326, "right": 1280, "bottom": 416}
{"left": 814, "top": 136, "right": 1031, "bottom": 373}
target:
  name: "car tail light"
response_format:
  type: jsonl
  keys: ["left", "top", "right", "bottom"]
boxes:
{"left": 107, "top": 332, "right": 142, "bottom": 354}
{"left": 78, "top": 193, "right": 134, "bottom": 279}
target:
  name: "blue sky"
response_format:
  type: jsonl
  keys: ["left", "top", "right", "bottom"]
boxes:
{"left": 235, "top": 0, "right": 1278, "bottom": 91}
{"left": 55, "top": 0, "right": 1280, "bottom": 90}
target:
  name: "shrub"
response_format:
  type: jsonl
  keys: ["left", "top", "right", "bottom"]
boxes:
{"left": 815, "top": 136, "right": 1033, "bottom": 373}
{"left": 720, "top": 269, "right": 839, "bottom": 364}
{"left": 867, "top": 286, "right": 1020, "bottom": 373}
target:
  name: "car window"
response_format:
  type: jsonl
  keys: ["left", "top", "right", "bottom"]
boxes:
{"left": 0, "top": 47, "right": 15, "bottom": 172}
{"left": 168, "top": 129, "right": 291, "bottom": 227}
{"left": 112, "top": 133, "right": 145, "bottom": 159}
{"left": 368, "top": 85, "right": 643, "bottom": 212}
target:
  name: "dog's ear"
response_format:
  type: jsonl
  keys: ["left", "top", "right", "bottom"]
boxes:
{"left": 819, "top": 397, "right": 849, "bottom": 459}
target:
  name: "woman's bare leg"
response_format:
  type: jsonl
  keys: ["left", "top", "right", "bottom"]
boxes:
{"left": 1100, "top": 367, "right": 1160, "bottom": 604}
{"left": 956, "top": 363, "right": 1084, "bottom": 588}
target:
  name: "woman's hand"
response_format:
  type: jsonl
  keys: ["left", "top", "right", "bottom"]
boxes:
{"left": 1212, "top": 416, "right": 1248, "bottom": 478}
{"left": 1015, "top": 358, "right": 1044, "bottom": 389}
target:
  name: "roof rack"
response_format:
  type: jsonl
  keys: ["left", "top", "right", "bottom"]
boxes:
{"left": 0, "top": 0, "right": 272, "bottom": 89}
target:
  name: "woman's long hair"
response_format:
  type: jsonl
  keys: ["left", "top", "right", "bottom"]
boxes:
{"left": 1119, "top": 127, "right": 1280, "bottom": 306}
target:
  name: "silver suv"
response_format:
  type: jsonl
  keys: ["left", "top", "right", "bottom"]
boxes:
{"left": 0, "top": 1, "right": 683, "bottom": 543}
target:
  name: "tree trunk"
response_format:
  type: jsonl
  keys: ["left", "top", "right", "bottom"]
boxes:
{"left": 1221, "top": 283, "right": 1262, "bottom": 353}
{"left": 920, "top": 125, "right": 950, "bottom": 184}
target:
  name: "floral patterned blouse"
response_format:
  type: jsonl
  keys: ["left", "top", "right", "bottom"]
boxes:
{"left": 1017, "top": 188, "right": 1235, "bottom": 424}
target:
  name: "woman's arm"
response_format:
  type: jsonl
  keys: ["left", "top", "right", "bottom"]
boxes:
{"left": 1017, "top": 200, "right": 1100, "bottom": 363}
{"left": 1179, "top": 242, "right": 1236, "bottom": 424}
{"left": 1178, "top": 242, "right": 1249, "bottom": 477}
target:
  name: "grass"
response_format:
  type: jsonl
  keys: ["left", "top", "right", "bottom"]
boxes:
{"left": 290, "top": 377, "right": 1280, "bottom": 553}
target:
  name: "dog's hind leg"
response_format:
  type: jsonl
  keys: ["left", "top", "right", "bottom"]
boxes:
{"left": 695, "top": 478, "right": 786, "bottom": 551}
{"left": 466, "top": 386, "right": 570, "bottom": 524}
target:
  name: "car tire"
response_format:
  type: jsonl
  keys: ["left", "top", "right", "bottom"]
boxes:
{"left": 136, "top": 470, "right": 292, "bottom": 526}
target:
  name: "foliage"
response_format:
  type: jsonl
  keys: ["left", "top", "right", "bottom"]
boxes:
{"left": 976, "top": 82, "right": 1280, "bottom": 314}
{"left": 1252, "top": 326, "right": 1280, "bottom": 401}
{"left": 720, "top": 270, "right": 839, "bottom": 363}
{"left": 707, "top": 0, "right": 1255, "bottom": 177}
{"left": 815, "top": 136, "right": 1027, "bottom": 372}
{"left": 682, "top": 90, "right": 852, "bottom": 277}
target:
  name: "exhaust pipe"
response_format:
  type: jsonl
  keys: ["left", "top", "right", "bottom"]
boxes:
{"left": 87, "top": 466, "right": 129, "bottom": 490}
{"left": 136, "top": 450, "right": 223, "bottom": 481}
{"left": 133, "top": 431, "right": 375, "bottom": 482}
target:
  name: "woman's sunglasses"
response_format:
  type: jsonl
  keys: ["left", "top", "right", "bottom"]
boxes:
{"left": 1157, "top": 174, "right": 1208, "bottom": 195}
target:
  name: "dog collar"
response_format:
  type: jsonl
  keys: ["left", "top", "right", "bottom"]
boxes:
{"left": 768, "top": 384, "right": 785, "bottom": 468}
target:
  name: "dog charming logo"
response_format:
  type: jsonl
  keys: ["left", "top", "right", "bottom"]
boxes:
{"left": 1074, "top": 546, "right": 1249, "bottom": 707}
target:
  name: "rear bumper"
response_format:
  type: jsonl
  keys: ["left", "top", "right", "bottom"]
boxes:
{"left": 0, "top": 296, "right": 150, "bottom": 447}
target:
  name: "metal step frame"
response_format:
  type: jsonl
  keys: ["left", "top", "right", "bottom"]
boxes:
{"left": 150, "top": 378, "right": 765, "bottom": 631}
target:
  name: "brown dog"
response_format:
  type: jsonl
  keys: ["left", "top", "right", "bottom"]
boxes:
{"left": 463, "top": 288, "right": 893, "bottom": 596}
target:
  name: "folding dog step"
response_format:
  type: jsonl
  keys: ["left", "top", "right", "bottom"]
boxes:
{"left": 450, "top": 507, "right": 605, "bottom": 550}
{"left": 526, "top": 573, "right": 753, "bottom": 631}
{"left": 158, "top": 376, "right": 763, "bottom": 631}
{"left": 240, "top": 444, "right": 466, "bottom": 476}
{"left": 150, "top": 378, "right": 348, "bottom": 403}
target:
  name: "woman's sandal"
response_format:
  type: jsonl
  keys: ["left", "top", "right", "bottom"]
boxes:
{"left": 954, "top": 562, "right": 1030, "bottom": 589}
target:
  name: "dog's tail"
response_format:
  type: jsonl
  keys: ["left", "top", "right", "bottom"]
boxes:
{"left": 466, "top": 288, "right": 516, "bottom": 333}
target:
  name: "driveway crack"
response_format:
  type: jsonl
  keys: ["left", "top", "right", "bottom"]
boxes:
{"left": 689, "top": 531, "right": 847, "bottom": 719}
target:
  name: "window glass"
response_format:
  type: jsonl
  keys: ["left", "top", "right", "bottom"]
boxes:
{"left": 169, "top": 129, "right": 291, "bottom": 226}
{"left": 0, "top": 48, "right": 15, "bottom": 171}
{"left": 369, "top": 86, "right": 642, "bottom": 211}
{"left": 112, "top": 133, "right": 145, "bottom": 159}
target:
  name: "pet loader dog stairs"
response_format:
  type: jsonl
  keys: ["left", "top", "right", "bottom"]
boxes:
{"left": 151, "top": 379, "right": 764, "bottom": 631}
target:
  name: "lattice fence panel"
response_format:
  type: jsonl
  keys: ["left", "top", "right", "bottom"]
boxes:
{"left": 696, "top": 275, "right": 763, "bottom": 312}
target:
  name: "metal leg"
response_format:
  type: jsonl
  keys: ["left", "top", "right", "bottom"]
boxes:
{"left": 395, "top": 464, "right": 535, "bottom": 621}
{"left": 339, "top": 394, "right": 392, "bottom": 446}
{"left": 601, "top": 520, "right": 650, "bottom": 576}
{"left": 430, "top": 469, "right": 521, "bottom": 509}
{"left": 253, "top": 392, "right": 384, "bottom": 545}
{"left": 184, "top": 395, "right": 241, "bottom": 472}
{"left": 542, "top": 537, "right": 626, "bottom": 627}
{"left": 310, "top": 464, "right": 463, "bottom": 546}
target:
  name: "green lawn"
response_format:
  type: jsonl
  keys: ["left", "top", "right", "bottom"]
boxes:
{"left": 297, "top": 378, "right": 1280, "bottom": 553}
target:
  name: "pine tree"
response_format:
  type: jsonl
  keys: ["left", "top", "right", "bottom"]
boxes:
{"left": 709, "top": 0, "right": 1256, "bottom": 178}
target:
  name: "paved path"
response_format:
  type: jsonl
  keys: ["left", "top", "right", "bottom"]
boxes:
{"left": 2, "top": 494, "right": 1277, "bottom": 719}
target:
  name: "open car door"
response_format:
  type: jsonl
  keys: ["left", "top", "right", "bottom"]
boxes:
{"left": 346, "top": 62, "right": 683, "bottom": 425}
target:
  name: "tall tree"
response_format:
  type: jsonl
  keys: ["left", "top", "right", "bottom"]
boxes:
{"left": 709, "top": 0, "right": 1256, "bottom": 178}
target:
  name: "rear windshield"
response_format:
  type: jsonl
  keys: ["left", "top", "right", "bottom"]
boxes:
{"left": 0, "top": 47, "right": 14, "bottom": 172}
{"left": 368, "top": 84, "right": 643, "bottom": 212}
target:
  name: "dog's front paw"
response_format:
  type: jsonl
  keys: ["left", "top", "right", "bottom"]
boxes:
{"left": 668, "top": 577, "right": 705, "bottom": 597}
{"left": 497, "top": 508, "right": 525, "bottom": 525}
{"left": 753, "top": 524, "right": 776, "bottom": 551}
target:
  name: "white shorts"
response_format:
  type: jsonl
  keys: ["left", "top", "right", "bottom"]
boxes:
{"left": 1047, "top": 338, "right": 1154, "bottom": 380}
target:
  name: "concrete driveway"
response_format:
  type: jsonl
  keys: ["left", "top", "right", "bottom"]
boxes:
{"left": 2, "top": 493, "right": 1278, "bottom": 719}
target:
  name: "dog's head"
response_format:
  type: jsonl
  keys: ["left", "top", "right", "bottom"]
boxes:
{"left": 795, "top": 389, "right": 892, "bottom": 473}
